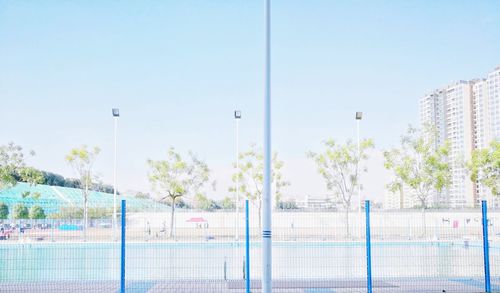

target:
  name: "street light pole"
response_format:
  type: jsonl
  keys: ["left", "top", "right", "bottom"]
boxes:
{"left": 112, "top": 108, "right": 120, "bottom": 240}
{"left": 234, "top": 110, "right": 241, "bottom": 241}
{"left": 262, "top": 0, "right": 272, "bottom": 292}
{"left": 356, "top": 111, "right": 362, "bottom": 238}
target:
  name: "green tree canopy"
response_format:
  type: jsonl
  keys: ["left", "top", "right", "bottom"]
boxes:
{"left": 219, "top": 196, "right": 235, "bottom": 210}
{"left": 0, "top": 202, "right": 9, "bottom": 219}
{"left": 193, "top": 193, "right": 220, "bottom": 211}
{"left": 65, "top": 145, "right": 101, "bottom": 236}
{"left": 134, "top": 192, "right": 150, "bottom": 199}
{"left": 34, "top": 171, "right": 115, "bottom": 193}
{"left": 468, "top": 140, "right": 500, "bottom": 197}
{"left": 0, "top": 142, "right": 43, "bottom": 193}
{"left": 29, "top": 205, "right": 46, "bottom": 219}
{"left": 49, "top": 207, "right": 111, "bottom": 220}
{"left": 384, "top": 125, "right": 451, "bottom": 210}
{"left": 148, "top": 147, "right": 209, "bottom": 238}
{"left": 13, "top": 204, "right": 29, "bottom": 219}
{"left": 308, "top": 138, "right": 374, "bottom": 236}
{"left": 229, "top": 144, "right": 289, "bottom": 227}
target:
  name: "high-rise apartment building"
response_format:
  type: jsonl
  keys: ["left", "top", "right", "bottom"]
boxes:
{"left": 383, "top": 183, "right": 420, "bottom": 210}
{"left": 486, "top": 67, "right": 500, "bottom": 141}
{"left": 419, "top": 67, "right": 500, "bottom": 208}
{"left": 471, "top": 67, "right": 500, "bottom": 205}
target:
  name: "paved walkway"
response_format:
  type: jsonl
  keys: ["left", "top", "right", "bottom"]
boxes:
{"left": 1, "top": 278, "right": 498, "bottom": 292}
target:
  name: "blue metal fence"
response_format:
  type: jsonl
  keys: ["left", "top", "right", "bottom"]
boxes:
{"left": 365, "top": 200, "right": 372, "bottom": 293}
{"left": 482, "top": 200, "right": 491, "bottom": 293}
{"left": 0, "top": 199, "right": 498, "bottom": 292}
{"left": 245, "top": 199, "right": 251, "bottom": 293}
{"left": 121, "top": 199, "right": 126, "bottom": 293}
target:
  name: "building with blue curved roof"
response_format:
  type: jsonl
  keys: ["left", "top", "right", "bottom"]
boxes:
{"left": 0, "top": 182, "right": 166, "bottom": 215}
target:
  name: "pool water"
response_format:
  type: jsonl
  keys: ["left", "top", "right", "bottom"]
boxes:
{"left": 0, "top": 241, "right": 498, "bottom": 282}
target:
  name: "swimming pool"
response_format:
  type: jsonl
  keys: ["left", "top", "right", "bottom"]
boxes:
{"left": 0, "top": 241, "right": 498, "bottom": 282}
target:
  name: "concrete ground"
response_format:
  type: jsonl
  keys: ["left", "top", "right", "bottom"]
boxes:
{"left": 1, "top": 278, "right": 499, "bottom": 293}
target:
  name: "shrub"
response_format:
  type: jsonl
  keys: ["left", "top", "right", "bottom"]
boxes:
{"left": 13, "top": 204, "right": 29, "bottom": 219}
{"left": 29, "top": 205, "right": 46, "bottom": 219}
{"left": 0, "top": 202, "right": 8, "bottom": 219}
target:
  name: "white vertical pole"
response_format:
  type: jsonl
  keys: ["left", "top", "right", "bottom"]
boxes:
{"left": 357, "top": 119, "right": 361, "bottom": 238}
{"left": 235, "top": 116, "right": 240, "bottom": 241}
{"left": 262, "top": 0, "right": 272, "bottom": 292}
{"left": 113, "top": 116, "right": 118, "bottom": 240}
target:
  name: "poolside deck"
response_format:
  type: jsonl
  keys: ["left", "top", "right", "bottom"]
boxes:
{"left": 1, "top": 278, "right": 497, "bottom": 293}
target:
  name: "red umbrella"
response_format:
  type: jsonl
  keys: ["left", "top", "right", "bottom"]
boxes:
{"left": 186, "top": 217, "right": 207, "bottom": 223}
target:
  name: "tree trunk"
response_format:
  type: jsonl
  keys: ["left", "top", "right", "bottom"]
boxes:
{"left": 345, "top": 208, "right": 350, "bottom": 238}
{"left": 84, "top": 196, "right": 88, "bottom": 226}
{"left": 421, "top": 207, "right": 427, "bottom": 238}
{"left": 84, "top": 178, "right": 88, "bottom": 241}
{"left": 258, "top": 201, "right": 262, "bottom": 229}
{"left": 399, "top": 187, "right": 404, "bottom": 209}
{"left": 169, "top": 197, "right": 175, "bottom": 238}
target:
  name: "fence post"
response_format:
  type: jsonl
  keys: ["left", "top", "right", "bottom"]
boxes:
{"left": 482, "top": 200, "right": 491, "bottom": 293}
{"left": 18, "top": 220, "right": 22, "bottom": 241}
{"left": 245, "top": 199, "right": 250, "bottom": 293}
{"left": 224, "top": 258, "right": 227, "bottom": 281}
{"left": 365, "top": 200, "right": 372, "bottom": 293}
{"left": 51, "top": 219, "right": 54, "bottom": 242}
{"left": 121, "top": 199, "right": 126, "bottom": 293}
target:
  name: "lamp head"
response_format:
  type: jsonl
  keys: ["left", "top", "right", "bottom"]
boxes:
{"left": 355, "top": 112, "right": 363, "bottom": 120}
{"left": 234, "top": 110, "right": 242, "bottom": 119}
{"left": 112, "top": 108, "right": 120, "bottom": 117}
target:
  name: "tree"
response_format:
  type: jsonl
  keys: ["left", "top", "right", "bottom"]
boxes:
{"left": 135, "top": 192, "right": 151, "bottom": 199}
{"left": 193, "top": 193, "right": 220, "bottom": 211}
{"left": 0, "top": 142, "right": 43, "bottom": 192}
{"left": 384, "top": 125, "right": 451, "bottom": 235}
{"left": 90, "top": 180, "right": 114, "bottom": 194}
{"left": 13, "top": 204, "right": 29, "bottom": 219}
{"left": 39, "top": 170, "right": 116, "bottom": 194}
{"left": 384, "top": 126, "right": 451, "bottom": 209}
{"left": 40, "top": 171, "right": 66, "bottom": 186}
{"left": 29, "top": 205, "right": 46, "bottom": 219}
{"left": 49, "top": 207, "right": 83, "bottom": 219}
{"left": 229, "top": 144, "right": 289, "bottom": 228}
{"left": 63, "top": 178, "right": 81, "bottom": 189}
{"left": 49, "top": 207, "right": 111, "bottom": 219}
{"left": 308, "top": 138, "right": 374, "bottom": 237}
{"left": 175, "top": 198, "right": 192, "bottom": 209}
{"left": 219, "top": 196, "right": 235, "bottom": 210}
{"left": 468, "top": 141, "right": 500, "bottom": 198}
{"left": 0, "top": 202, "right": 8, "bottom": 219}
{"left": 65, "top": 145, "right": 101, "bottom": 236}
{"left": 147, "top": 147, "right": 209, "bottom": 238}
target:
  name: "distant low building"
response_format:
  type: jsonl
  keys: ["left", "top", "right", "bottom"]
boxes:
{"left": 296, "top": 195, "right": 338, "bottom": 210}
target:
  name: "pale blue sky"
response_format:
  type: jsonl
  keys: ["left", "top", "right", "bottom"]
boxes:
{"left": 1, "top": 1, "right": 499, "bottom": 199}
